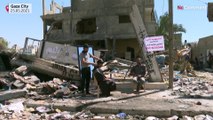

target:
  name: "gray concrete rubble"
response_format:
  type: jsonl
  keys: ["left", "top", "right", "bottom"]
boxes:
{"left": 1, "top": 54, "right": 213, "bottom": 119}
{"left": 10, "top": 54, "right": 81, "bottom": 80}
{"left": 0, "top": 90, "right": 27, "bottom": 102}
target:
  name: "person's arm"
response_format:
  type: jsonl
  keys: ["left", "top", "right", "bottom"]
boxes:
{"left": 144, "top": 65, "right": 148, "bottom": 78}
{"left": 129, "top": 67, "right": 136, "bottom": 77}
{"left": 90, "top": 53, "right": 100, "bottom": 61}
{"left": 81, "top": 57, "right": 96, "bottom": 66}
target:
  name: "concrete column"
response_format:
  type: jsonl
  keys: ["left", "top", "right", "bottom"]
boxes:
{"left": 52, "top": 0, "right": 55, "bottom": 13}
{"left": 142, "top": 0, "right": 146, "bottom": 22}
{"left": 112, "top": 37, "right": 116, "bottom": 58}
{"left": 42, "top": 0, "right": 46, "bottom": 15}
{"left": 23, "top": 37, "right": 29, "bottom": 54}
{"left": 43, "top": 21, "right": 47, "bottom": 39}
{"left": 104, "top": 38, "right": 108, "bottom": 50}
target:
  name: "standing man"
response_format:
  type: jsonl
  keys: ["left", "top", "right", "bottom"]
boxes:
{"left": 129, "top": 57, "right": 148, "bottom": 93}
{"left": 80, "top": 44, "right": 100, "bottom": 95}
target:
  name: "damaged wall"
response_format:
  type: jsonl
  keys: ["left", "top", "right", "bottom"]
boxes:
{"left": 41, "top": 41, "right": 100, "bottom": 65}
{"left": 42, "top": 0, "right": 156, "bottom": 59}
{"left": 71, "top": 0, "right": 156, "bottom": 41}
{"left": 196, "top": 35, "right": 213, "bottom": 65}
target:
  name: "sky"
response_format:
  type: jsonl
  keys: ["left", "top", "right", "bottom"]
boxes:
{"left": 0, "top": 0, "right": 213, "bottom": 48}
{"left": 0, "top": 0, "right": 70, "bottom": 48}
{"left": 155, "top": 0, "right": 213, "bottom": 43}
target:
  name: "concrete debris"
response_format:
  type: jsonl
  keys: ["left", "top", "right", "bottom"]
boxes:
{"left": 145, "top": 116, "right": 160, "bottom": 120}
{"left": 13, "top": 80, "right": 25, "bottom": 89}
{"left": 14, "top": 65, "right": 28, "bottom": 76}
{"left": 171, "top": 71, "right": 213, "bottom": 98}
{"left": 0, "top": 90, "right": 27, "bottom": 102}
{"left": 183, "top": 115, "right": 194, "bottom": 120}
{"left": 54, "top": 87, "right": 71, "bottom": 98}
{"left": 8, "top": 101, "right": 24, "bottom": 113}
{"left": 167, "top": 115, "right": 179, "bottom": 120}
{"left": 0, "top": 53, "right": 213, "bottom": 119}
{"left": 0, "top": 98, "right": 213, "bottom": 119}
{"left": 36, "top": 106, "right": 51, "bottom": 113}
{"left": 194, "top": 114, "right": 206, "bottom": 120}
{"left": 49, "top": 111, "right": 73, "bottom": 119}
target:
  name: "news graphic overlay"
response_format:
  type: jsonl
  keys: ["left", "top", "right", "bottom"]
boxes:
{"left": 6, "top": 3, "right": 32, "bottom": 14}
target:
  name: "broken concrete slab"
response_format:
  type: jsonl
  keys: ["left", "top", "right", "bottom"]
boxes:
{"left": 144, "top": 82, "right": 168, "bottom": 90}
{"left": 88, "top": 98, "right": 173, "bottom": 117}
{"left": 24, "top": 75, "right": 40, "bottom": 84}
{"left": 54, "top": 87, "right": 71, "bottom": 98}
{"left": 13, "top": 80, "right": 25, "bottom": 89}
{"left": 24, "top": 99, "right": 83, "bottom": 112}
{"left": 88, "top": 97, "right": 213, "bottom": 117}
{"left": 14, "top": 65, "right": 28, "bottom": 75}
{"left": 11, "top": 54, "right": 81, "bottom": 80}
{"left": 171, "top": 105, "right": 213, "bottom": 117}
{"left": 0, "top": 90, "right": 27, "bottom": 102}
{"left": 115, "top": 81, "right": 135, "bottom": 93}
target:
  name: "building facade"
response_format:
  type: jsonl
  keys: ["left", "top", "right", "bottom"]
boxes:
{"left": 190, "top": 35, "right": 213, "bottom": 67}
{"left": 41, "top": 0, "right": 157, "bottom": 60}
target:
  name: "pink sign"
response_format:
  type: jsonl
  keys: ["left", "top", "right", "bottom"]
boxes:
{"left": 144, "top": 36, "right": 165, "bottom": 52}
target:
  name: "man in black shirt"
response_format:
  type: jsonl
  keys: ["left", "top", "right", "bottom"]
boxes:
{"left": 129, "top": 57, "right": 147, "bottom": 92}
{"left": 93, "top": 60, "right": 116, "bottom": 97}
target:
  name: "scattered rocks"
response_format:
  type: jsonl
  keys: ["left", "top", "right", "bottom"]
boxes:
{"left": 171, "top": 71, "right": 213, "bottom": 98}
{"left": 196, "top": 101, "right": 202, "bottom": 105}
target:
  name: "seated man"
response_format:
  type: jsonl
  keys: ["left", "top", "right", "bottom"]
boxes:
{"left": 129, "top": 57, "right": 147, "bottom": 92}
{"left": 93, "top": 60, "right": 116, "bottom": 97}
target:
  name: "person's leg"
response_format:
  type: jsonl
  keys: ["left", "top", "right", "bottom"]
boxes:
{"left": 85, "top": 68, "right": 91, "bottom": 94}
{"left": 81, "top": 69, "right": 86, "bottom": 93}
{"left": 99, "top": 82, "right": 110, "bottom": 97}
{"left": 136, "top": 77, "right": 142, "bottom": 92}
{"left": 109, "top": 81, "right": 116, "bottom": 91}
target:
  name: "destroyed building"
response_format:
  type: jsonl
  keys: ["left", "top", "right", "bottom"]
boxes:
{"left": 191, "top": 35, "right": 213, "bottom": 66}
{"left": 41, "top": 0, "right": 157, "bottom": 60}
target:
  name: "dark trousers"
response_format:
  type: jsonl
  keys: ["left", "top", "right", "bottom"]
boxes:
{"left": 136, "top": 77, "right": 145, "bottom": 92}
{"left": 100, "top": 80, "right": 116, "bottom": 96}
{"left": 81, "top": 67, "right": 91, "bottom": 93}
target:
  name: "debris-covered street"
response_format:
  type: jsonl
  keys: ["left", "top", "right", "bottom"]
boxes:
{"left": 0, "top": 52, "right": 213, "bottom": 119}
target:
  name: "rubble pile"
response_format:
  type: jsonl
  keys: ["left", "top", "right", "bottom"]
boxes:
{"left": 0, "top": 65, "right": 40, "bottom": 90}
{"left": 1, "top": 104, "right": 213, "bottom": 120}
{"left": 1, "top": 56, "right": 213, "bottom": 119}
{"left": 171, "top": 71, "right": 213, "bottom": 98}
{"left": 0, "top": 65, "right": 79, "bottom": 100}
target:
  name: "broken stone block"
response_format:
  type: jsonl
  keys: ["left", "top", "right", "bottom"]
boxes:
{"left": 194, "top": 114, "right": 206, "bottom": 120}
{"left": 8, "top": 101, "right": 24, "bottom": 113}
{"left": 41, "top": 83, "right": 57, "bottom": 94}
{"left": 0, "top": 78, "right": 9, "bottom": 89}
{"left": 36, "top": 106, "right": 51, "bottom": 113}
{"left": 205, "top": 115, "right": 213, "bottom": 120}
{"left": 0, "top": 90, "right": 26, "bottom": 101}
{"left": 54, "top": 87, "right": 71, "bottom": 98}
{"left": 145, "top": 116, "right": 160, "bottom": 120}
{"left": 13, "top": 80, "right": 25, "bottom": 89}
{"left": 24, "top": 75, "right": 40, "bottom": 84}
{"left": 167, "top": 115, "right": 179, "bottom": 120}
{"left": 92, "top": 116, "right": 106, "bottom": 120}
{"left": 53, "top": 78, "right": 63, "bottom": 85}
{"left": 50, "top": 111, "right": 72, "bottom": 120}
{"left": 183, "top": 115, "right": 194, "bottom": 120}
{"left": 69, "top": 84, "right": 78, "bottom": 91}
{"left": 14, "top": 65, "right": 28, "bottom": 75}
{"left": 196, "top": 101, "right": 202, "bottom": 105}
{"left": 25, "top": 84, "right": 36, "bottom": 90}
{"left": 9, "top": 72, "right": 27, "bottom": 84}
